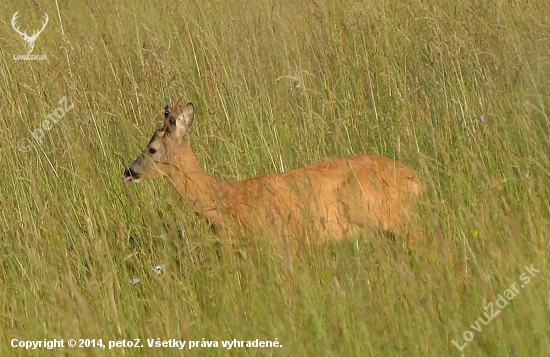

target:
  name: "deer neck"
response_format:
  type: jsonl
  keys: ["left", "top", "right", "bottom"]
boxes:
{"left": 164, "top": 141, "right": 219, "bottom": 217}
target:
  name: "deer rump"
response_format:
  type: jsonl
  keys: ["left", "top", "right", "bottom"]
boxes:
{"left": 179, "top": 155, "right": 421, "bottom": 241}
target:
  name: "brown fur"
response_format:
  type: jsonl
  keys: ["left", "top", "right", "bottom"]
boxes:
{"left": 124, "top": 101, "right": 424, "bottom": 242}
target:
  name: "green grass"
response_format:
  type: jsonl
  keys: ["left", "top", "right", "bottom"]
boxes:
{"left": 1, "top": 0, "right": 549, "bottom": 356}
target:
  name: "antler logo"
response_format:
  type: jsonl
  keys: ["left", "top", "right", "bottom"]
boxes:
{"left": 11, "top": 11, "right": 48, "bottom": 54}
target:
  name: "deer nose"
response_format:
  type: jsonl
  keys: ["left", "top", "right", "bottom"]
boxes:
{"left": 124, "top": 167, "right": 140, "bottom": 181}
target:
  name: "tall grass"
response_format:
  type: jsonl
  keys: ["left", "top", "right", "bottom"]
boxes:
{"left": 1, "top": 0, "right": 549, "bottom": 356}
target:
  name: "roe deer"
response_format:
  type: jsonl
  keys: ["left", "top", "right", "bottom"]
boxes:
{"left": 124, "top": 100, "right": 424, "bottom": 242}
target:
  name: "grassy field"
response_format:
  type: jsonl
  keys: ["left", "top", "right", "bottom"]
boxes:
{"left": 1, "top": 0, "right": 549, "bottom": 356}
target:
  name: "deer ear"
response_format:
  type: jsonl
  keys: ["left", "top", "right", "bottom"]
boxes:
{"left": 177, "top": 103, "right": 194, "bottom": 133}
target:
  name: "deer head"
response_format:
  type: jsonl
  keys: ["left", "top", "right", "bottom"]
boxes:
{"left": 124, "top": 101, "right": 195, "bottom": 183}
{"left": 11, "top": 11, "right": 49, "bottom": 54}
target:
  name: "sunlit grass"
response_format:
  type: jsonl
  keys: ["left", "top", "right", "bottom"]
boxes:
{"left": 0, "top": 0, "right": 549, "bottom": 356}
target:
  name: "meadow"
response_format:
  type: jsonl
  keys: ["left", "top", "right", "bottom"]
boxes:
{"left": 1, "top": 0, "right": 549, "bottom": 356}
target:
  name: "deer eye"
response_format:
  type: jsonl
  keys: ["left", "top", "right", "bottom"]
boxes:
{"left": 148, "top": 148, "right": 157, "bottom": 154}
